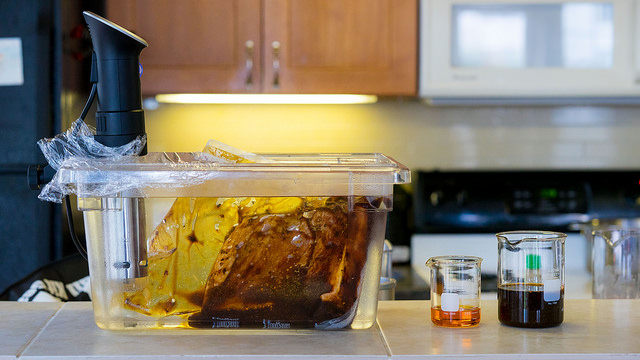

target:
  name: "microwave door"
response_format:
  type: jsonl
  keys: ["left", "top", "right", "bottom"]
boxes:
{"left": 420, "top": 0, "right": 639, "bottom": 101}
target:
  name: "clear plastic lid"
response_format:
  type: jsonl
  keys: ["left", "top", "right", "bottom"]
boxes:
{"left": 53, "top": 152, "right": 410, "bottom": 198}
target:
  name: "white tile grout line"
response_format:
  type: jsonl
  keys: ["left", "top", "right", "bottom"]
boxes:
{"left": 375, "top": 319, "right": 393, "bottom": 359}
{"left": 15, "top": 303, "right": 65, "bottom": 358}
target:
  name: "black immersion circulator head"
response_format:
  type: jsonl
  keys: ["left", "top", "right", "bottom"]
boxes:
{"left": 83, "top": 11, "right": 148, "bottom": 155}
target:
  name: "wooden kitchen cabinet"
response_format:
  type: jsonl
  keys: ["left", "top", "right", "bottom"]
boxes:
{"left": 106, "top": 0, "right": 261, "bottom": 95}
{"left": 106, "top": 0, "right": 417, "bottom": 96}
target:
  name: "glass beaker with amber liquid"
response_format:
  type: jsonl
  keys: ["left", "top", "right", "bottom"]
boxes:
{"left": 496, "top": 231, "right": 566, "bottom": 328}
{"left": 426, "top": 256, "right": 482, "bottom": 327}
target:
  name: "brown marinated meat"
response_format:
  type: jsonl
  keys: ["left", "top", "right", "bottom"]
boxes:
{"left": 189, "top": 204, "right": 369, "bottom": 328}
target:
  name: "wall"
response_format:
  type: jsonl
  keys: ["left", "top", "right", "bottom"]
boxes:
{"left": 144, "top": 99, "right": 640, "bottom": 171}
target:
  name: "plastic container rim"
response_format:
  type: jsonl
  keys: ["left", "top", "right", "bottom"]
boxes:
{"left": 57, "top": 152, "right": 411, "bottom": 184}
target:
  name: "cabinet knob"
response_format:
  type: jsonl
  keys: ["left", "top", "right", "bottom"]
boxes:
{"left": 272, "top": 41, "right": 280, "bottom": 89}
{"left": 244, "top": 40, "right": 254, "bottom": 89}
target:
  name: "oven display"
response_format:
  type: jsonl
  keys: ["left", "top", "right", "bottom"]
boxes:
{"left": 509, "top": 186, "right": 586, "bottom": 214}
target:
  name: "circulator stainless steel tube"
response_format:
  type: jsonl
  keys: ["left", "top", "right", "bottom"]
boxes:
{"left": 116, "top": 197, "right": 148, "bottom": 280}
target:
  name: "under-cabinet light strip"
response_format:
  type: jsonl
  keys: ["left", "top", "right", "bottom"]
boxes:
{"left": 154, "top": 93, "right": 378, "bottom": 105}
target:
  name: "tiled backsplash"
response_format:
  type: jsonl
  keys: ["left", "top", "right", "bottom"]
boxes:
{"left": 144, "top": 100, "right": 640, "bottom": 171}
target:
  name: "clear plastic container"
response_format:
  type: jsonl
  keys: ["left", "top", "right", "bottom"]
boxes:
{"left": 56, "top": 152, "right": 410, "bottom": 330}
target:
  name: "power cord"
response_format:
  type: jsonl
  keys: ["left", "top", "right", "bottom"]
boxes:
{"left": 64, "top": 82, "right": 97, "bottom": 260}
{"left": 65, "top": 195, "right": 87, "bottom": 259}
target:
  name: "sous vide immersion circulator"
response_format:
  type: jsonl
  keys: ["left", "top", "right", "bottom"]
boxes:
{"left": 82, "top": 11, "right": 149, "bottom": 282}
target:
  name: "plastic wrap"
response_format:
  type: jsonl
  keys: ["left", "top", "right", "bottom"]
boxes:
{"left": 53, "top": 151, "right": 239, "bottom": 200}
{"left": 36, "top": 125, "right": 274, "bottom": 202}
{"left": 37, "top": 119, "right": 146, "bottom": 203}
{"left": 37, "top": 121, "right": 408, "bottom": 203}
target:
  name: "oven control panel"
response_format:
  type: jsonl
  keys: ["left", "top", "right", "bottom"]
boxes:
{"left": 413, "top": 170, "right": 640, "bottom": 233}
{"left": 509, "top": 185, "right": 588, "bottom": 214}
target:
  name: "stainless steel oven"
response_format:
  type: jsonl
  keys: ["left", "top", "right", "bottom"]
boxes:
{"left": 408, "top": 170, "right": 640, "bottom": 299}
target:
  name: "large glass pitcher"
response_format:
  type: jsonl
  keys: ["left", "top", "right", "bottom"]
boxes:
{"left": 591, "top": 227, "right": 640, "bottom": 299}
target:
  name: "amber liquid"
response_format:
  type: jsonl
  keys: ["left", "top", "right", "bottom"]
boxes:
{"left": 498, "top": 283, "right": 563, "bottom": 328}
{"left": 431, "top": 305, "right": 481, "bottom": 327}
{"left": 123, "top": 196, "right": 389, "bottom": 329}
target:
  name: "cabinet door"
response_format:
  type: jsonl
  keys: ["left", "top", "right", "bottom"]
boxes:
{"left": 106, "top": 0, "right": 261, "bottom": 95}
{"left": 263, "top": 0, "right": 417, "bottom": 95}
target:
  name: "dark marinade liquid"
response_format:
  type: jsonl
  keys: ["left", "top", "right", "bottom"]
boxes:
{"left": 498, "top": 283, "right": 563, "bottom": 328}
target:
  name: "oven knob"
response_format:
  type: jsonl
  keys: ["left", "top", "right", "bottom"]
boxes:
{"left": 456, "top": 190, "right": 468, "bottom": 206}
{"left": 430, "top": 190, "right": 444, "bottom": 207}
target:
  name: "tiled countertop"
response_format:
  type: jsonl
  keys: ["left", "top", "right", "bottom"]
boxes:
{"left": 377, "top": 300, "right": 640, "bottom": 359}
{"left": 3, "top": 300, "right": 640, "bottom": 359}
{"left": 0, "top": 302, "right": 61, "bottom": 360}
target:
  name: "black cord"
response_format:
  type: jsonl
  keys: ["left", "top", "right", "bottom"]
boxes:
{"left": 80, "top": 83, "right": 97, "bottom": 121}
{"left": 62, "top": 83, "right": 97, "bottom": 261}
{"left": 65, "top": 195, "right": 88, "bottom": 260}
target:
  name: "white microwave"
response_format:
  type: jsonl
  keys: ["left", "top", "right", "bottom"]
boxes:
{"left": 419, "top": 0, "right": 640, "bottom": 103}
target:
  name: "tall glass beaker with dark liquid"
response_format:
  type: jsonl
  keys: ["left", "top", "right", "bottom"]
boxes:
{"left": 496, "top": 231, "right": 566, "bottom": 328}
